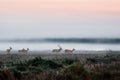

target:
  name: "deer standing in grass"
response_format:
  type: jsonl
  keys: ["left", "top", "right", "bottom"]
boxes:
{"left": 52, "top": 45, "right": 62, "bottom": 52}
{"left": 24, "top": 48, "right": 29, "bottom": 53}
{"left": 64, "top": 48, "right": 75, "bottom": 53}
{"left": 18, "top": 48, "right": 29, "bottom": 53}
{"left": 6, "top": 47, "right": 12, "bottom": 53}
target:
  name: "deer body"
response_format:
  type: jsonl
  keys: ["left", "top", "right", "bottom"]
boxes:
{"left": 64, "top": 48, "right": 75, "bottom": 53}
{"left": 18, "top": 48, "right": 29, "bottom": 53}
{"left": 6, "top": 47, "right": 12, "bottom": 53}
{"left": 52, "top": 47, "right": 62, "bottom": 52}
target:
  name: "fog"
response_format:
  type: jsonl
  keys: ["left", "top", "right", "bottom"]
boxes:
{"left": 0, "top": 15, "right": 120, "bottom": 39}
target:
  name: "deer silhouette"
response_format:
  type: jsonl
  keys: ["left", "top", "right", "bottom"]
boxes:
{"left": 6, "top": 47, "right": 12, "bottom": 53}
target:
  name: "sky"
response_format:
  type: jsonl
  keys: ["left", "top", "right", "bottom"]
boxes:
{"left": 0, "top": 0, "right": 120, "bottom": 39}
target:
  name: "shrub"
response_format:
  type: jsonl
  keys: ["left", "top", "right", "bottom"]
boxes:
{"left": 16, "top": 66, "right": 27, "bottom": 71}
{"left": 13, "top": 69, "right": 23, "bottom": 80}
{"left": 27, "top": 57, "right": 62, "bottom": 69}
{"left": 61, "top": 59, "right": 74, "bottom": 65}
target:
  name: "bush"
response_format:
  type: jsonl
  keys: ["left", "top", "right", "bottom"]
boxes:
{"left": 27, "top": 57, "right": 62, "bottom": 69}
{"left": 0, "top": 70, "right": 15, "bottom": 80}
{"left": 61, "top": 59, "right": 74, "bottom": 65}
{"left": 13, "top": 70, "right": 22, "bottom": 80}
{"left": 87, "top": 58, "right": 97, "bottom": 63}
{"left": 16, "top": 66, "right": 27, "bottom": 71}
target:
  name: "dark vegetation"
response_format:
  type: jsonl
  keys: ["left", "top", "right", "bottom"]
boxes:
{"left": 0, "top": 53, "right": 120, "bottom": 80}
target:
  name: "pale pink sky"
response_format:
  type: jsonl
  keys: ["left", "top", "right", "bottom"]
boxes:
{"left": 0, "top": 0, "right": 120, "bottom": 17}
{"left": 0, "top": 0, "right": 120, "bottom": 38}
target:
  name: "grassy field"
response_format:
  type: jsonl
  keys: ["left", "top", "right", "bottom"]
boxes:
{"left": 0, "top": 51, "right": 120, "bottom": 80}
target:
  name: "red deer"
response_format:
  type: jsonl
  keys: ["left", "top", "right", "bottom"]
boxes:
{"left": 6, "top": 47, "right": 12, "bottom": 53}
{"left": 64, "top": 48, "right": 75, "bottom": 53}
{"left": 18, "top": 48, "right": 29, "bottom": 53}
{"left": 52, "top": 45, "right": 62, "bottom": 52}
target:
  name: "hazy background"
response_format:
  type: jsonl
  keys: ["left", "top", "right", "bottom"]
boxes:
{"left": 0, "top": 0, "right": 120, "bottom": 39}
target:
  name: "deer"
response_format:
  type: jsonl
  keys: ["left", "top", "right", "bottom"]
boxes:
{"left": 6, "top": 47, "right": 12, "bottom": 53}
{"left": 64, "top": 48, "right": 75, "bottom": 53}
{"left": 52, "top": 45, "right": 62, "bottom": 52}
{"left": 18, "top": 48, "right": 25, "bottom": 52}
{"left": 24, "top": 48, "right": 29, "bottom": 53}
{"left": 18, "top": 48, "right": 29, "bottom": 53}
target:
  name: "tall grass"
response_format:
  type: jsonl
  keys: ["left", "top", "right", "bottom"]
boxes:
{"left": 0, "top": 53, "right": 120, "bottom": 80}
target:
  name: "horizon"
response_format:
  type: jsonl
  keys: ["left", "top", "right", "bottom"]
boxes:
{"left": 0, "top": 38, "right": 120, "bottom": 44}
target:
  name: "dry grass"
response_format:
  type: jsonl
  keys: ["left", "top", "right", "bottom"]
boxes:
{"left": 0, "top": 51, "right": 120, "bottom": 80}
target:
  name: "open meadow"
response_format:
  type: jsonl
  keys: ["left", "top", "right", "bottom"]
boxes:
{"left": 0, "top": 50, "right": 120, "bottom": 80}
